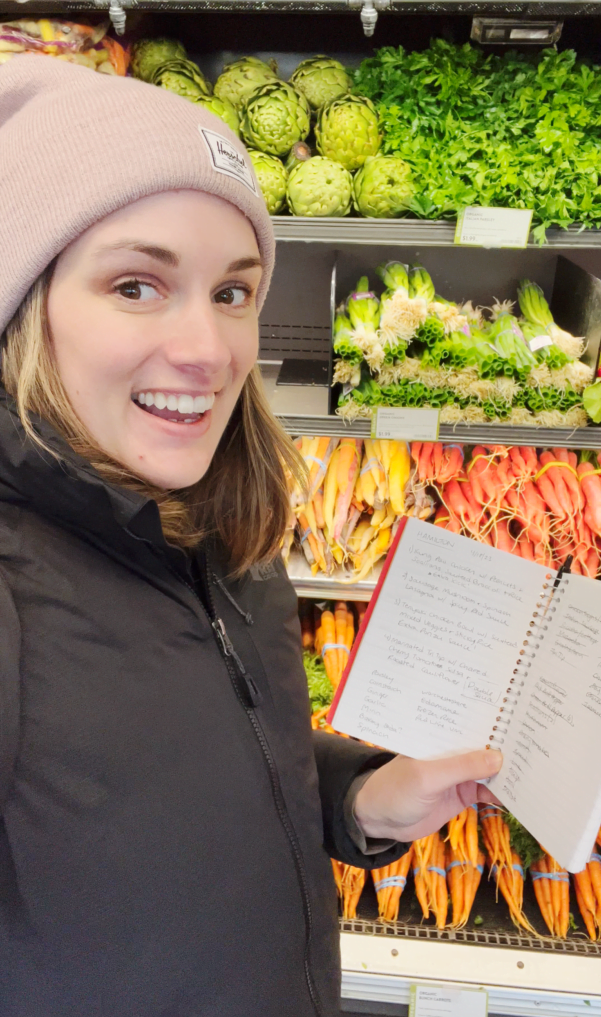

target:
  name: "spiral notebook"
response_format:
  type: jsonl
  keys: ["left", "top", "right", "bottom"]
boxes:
{"left": 328, "top": 516, "right": 601, "bottom": 872}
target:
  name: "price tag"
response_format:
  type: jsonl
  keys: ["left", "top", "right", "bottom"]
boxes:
{"left": 455, "top": 206, "right": 533, "bottom": 249}
{"left": 409, "top": 985, "right": 488, "bottom": 1017}
{"left": 528, "top": 334, "right": 553, "bottom": 352}
{"left": 371, "top": 407, "right": 440, "bottom": 441}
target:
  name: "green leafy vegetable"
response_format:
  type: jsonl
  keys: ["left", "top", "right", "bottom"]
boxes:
{"left": 583, "top": 380, "right": 601, "bottom": 423}
{"left": 353, "top": 41, "right": 601, "bottom": 235}
{"left": 303, "top": 651, "right": 333, "bottom": 712}
{"left": 505, "top": 813, "right": 544, "bottom": 870}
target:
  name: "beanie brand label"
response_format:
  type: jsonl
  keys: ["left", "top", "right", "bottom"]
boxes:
{"left": 200, "top": 128, "right": 258, "bottom": 196}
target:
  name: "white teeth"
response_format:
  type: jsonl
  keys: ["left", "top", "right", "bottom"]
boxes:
{"left": 136, "top": 391, "right": 215, "bottom": 413}
{"left": 178, "top": 394, "right": 194, "bottom": 414}
{"left": 194, "top": 394, "right": 215, "bottom": 413}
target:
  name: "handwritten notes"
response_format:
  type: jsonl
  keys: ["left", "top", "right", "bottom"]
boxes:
{"left": 491, "top": 573, "right": 601, "bottom": 872}
{"left": 331, "top": 517, "right": 546, "bottom": 758}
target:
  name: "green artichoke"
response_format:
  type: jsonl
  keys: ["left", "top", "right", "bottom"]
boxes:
{"left": 248, "top": 151, "right": 288, "bottom": 214}
{"left": 131, "top": 38, "right": 187, "bottom": 82}
{"left": 194, "top": 95, "right": 240, "bottom": 135}
{"left": 289, "top": 56, "right": 352, "bottom": 111}
{"left": 152, "top": 71, "right": 210, "bottom": 103}
{"left": 353, "top": 155, "right": 413, "bottom": 218}
{"left": 151, "top": 59, "right": 212, "bottom": 96}
{"left": 287, "top": 157, "right": 352, "bottom": 217}
{"left": 214, "top": 57, "right": 279, "bottom": 109}
{"left": 241, "top": 82, "right": 311, "bottom": 158}
{"left": 315, "top": 96, "right": 381, "bottom": 172}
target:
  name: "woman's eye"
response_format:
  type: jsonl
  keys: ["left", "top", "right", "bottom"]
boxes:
{"left": 114, "top": 279, "right": 158, "bottom": 302}
{"left": 214, "top": 286, "right": 249, "bottom": 307}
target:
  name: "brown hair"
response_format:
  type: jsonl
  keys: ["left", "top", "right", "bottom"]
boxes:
{"left": 2, "top": 266, "right": 306, "bottom": 574}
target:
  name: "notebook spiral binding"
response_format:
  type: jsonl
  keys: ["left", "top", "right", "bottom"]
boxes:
{"left": 487, "top": 564, "right": 571, "bottom": 749}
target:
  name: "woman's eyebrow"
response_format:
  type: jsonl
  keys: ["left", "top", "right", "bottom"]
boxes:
{"left": 95, "top": 242, "right": 180, "bottom": 267}
{"left": 226, "top": 256, "right": 264, "bottom": 272}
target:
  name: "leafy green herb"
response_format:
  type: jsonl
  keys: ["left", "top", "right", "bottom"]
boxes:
{"left": 353, "top": 41, "right": 601, "bottom": 235}
{"left": 303, "top": 651, "right": 333, "bottom": 712}
{"left": 505, "top": 813, "right": 544, "bottom": 870}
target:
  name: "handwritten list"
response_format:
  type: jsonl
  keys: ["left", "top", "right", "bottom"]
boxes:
{"left": 332, "top": 517, "right": 546, "bottom": 759}
{"left": 491, "top": 572, "right": 601, "bottom": 872}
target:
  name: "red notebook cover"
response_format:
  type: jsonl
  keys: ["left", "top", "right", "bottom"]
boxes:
{"left": 327, "top": 515, "right": 408, "bottom": 726}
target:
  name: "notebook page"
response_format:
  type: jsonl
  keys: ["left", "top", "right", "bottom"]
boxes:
{"left": 331, "top": 517, "right": 548, "bottom": 758}
{"left": 490, "top": 572, "right": 601, "bottom": 872}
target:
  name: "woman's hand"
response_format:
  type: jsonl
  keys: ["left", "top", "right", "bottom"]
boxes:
{"left": 353, "top": 749, "right": 503, "bottom": 844}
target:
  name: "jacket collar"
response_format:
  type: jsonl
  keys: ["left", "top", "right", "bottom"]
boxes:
{"left": 0, "top": 387, "right": 188, "bottom": 571}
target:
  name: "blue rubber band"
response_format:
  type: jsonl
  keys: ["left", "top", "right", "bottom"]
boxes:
{"left": 469, "top": 804, "right": 478, "bottom": 811}
{"left": 300, "top": 528, "right": 310, "bottom": 545}
{"left": 532, "top": 872, "right": 569, "bottom": 882}
{"left": 360, "top": 457, "right": 381, "bottom": 476}
{"left": 375, "top": 876, "right": 407, "bottom": 892}
{"left": 305, "top": 455, "right": 327, "bottom": 471}
{"left": 477, "top": 864, "right": 484, "bottom": 874}
{"left": 321, "top": 643, "right": 349, "bottom": 654}
{"left": 446, "top": 860, "right": 465, "bottom": 872}
{"left": 428, "top": 866, "right": 447, "bottom": 878}
{"left": 591, "top": 853, "right": 601, "bottom": 864}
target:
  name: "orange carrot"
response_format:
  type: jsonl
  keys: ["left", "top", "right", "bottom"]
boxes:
{"left": 574, "top": 869, "right": 598, "bottom": 940}
{"left": 373, "top": 846, "right": 413, "bottom": 922}
{"left": 319, "top": 610, "right": 338, "bottom": 688}
{"left": 334, "top": 602, "right": 348, "bottom": 683}
{"left": 465, "top": 804, "right": 479, "bottom": 867}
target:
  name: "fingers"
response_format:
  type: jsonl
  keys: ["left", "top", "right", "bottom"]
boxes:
{"left": 420, "top": 749, "right": 502, "bottom": 797}
{"left": 476, "top": 785, "right": 503, "bottom": 807}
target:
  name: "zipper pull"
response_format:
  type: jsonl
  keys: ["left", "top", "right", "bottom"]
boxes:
{"left": 212, "top": 618, "right": 263, "bottom": 708}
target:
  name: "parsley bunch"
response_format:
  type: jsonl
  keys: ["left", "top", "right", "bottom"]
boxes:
{"left": 353, "top": 40, "right": 601, "bottom": 238}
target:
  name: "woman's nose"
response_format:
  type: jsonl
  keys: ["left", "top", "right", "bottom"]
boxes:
{"left": 163, "top": 302, "right": 232, "bottom": 376}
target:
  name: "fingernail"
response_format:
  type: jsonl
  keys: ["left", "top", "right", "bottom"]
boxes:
{"left": 487, "top": 749, "right": 503, "bottom": 772}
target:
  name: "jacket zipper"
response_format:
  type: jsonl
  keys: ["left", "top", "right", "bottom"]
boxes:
{"left": 158, "top": 550, "right": 324, "bottom": 1017}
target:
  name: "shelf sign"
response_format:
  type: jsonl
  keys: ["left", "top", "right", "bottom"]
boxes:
{"left": 410, "top": 985, "right": 488, "bottom": 1017}
{"left": 455, "top": 206, "right": 533, "bottom": 248}
{"left": 371, "top": 407, "right": 440, "bottom": 441}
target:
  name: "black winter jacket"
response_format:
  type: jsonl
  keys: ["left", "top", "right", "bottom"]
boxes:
{"left": 0, "top": 391, "right": 404, "bottom": 1017}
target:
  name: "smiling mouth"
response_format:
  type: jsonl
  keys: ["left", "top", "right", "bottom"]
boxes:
{"left": 132, "top": 391, "right": 216, "bottom": 425}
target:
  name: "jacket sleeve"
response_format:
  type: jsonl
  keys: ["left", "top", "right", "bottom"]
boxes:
{"left": 0, "top": 567, "right": 20, "bottom": 809}
{"left": 312, "top": 729, "right": 409, "bottom": 869}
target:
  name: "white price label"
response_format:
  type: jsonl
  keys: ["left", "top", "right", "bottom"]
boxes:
{"left": 371, "top": 407, "right": 440, "bottom": 441}
{"left": 529, "top": 334, "right": 553, "bottom": 352}
{"left": 455, "top": 206, "right": 533, "bottom": 249}
{"left": 410, "top": 985, "right": 488, "bottom": 1017}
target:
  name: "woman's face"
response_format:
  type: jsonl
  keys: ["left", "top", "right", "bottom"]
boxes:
{"left": 47, "top": 190, "right": 263, "bottom": 489}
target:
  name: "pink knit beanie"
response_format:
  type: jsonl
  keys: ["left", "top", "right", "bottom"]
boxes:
{"left": 0, "top": 54, "right": 275, "bottom": 334}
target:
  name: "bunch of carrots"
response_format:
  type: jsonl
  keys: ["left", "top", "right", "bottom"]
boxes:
{"left": 531, "top": 853, "right": 570, "bottom": 938}
{"left": 573, "top": 831, "right": 601, "bottom": 940}
{"left": 305, "top": 601, "right": 357, "bottom": 690}
{"left": 287, "top": 436, "right": 439, "bottom": 581}
{"left": 479, "top": 805, "right": 535, "bottom": 934}
{"left": 446, "top": 806, "right": 485, "bottom": 929}
{"left": 289, "top": 439, "right": 601, "bottom": 584}
{"left": 372, "top": 848, "right": 414, "bottom": 922}
{"left": 432, "top": 444, "right": 601, "bottom": 578}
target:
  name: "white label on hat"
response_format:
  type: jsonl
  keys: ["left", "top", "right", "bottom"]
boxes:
{"left": 199, "top": 128, "right": 258, "bottom": 196}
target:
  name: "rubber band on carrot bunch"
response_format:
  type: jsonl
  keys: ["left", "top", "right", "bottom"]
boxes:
{"left": 372, "top": 846, "right": 413, "bottom": 923}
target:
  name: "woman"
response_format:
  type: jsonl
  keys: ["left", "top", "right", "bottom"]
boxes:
{"left": 0, "top": 56, "right": 500, "bottom": 1016}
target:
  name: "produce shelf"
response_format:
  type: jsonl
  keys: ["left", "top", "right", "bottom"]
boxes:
{"left": 2, "top": 0, "right": 599, "bottom": 13}
{"left": 287, "top": 550, "right": 379, "bottom": 599}
{"left": 340, "top": 931, "right": 601, "bottom": 1016}
{"left": 276, "top": 413, "right": 601, "bottom": 448}
{"left": 272, "top": 218, "right": 601, "bottom": 249}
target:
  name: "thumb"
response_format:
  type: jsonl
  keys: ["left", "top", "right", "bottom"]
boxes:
{"left": 422, "top": 749, "right": 502, "bottom": 796}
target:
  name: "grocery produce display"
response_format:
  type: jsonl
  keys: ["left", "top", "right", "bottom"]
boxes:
{"left": 332, "top": 265, "right": 593, "bottom": 426}
{"left": 0, "top": 19, "right": 128, "bottom": 73}
{"left": 288, "top": 438, "right": 601, "bottom": 581}
{"left": 354, "top": 40, "right": 601, "bottom": 237}
{"left": 300, "top": 599, "right": 601, "bottom": 938}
